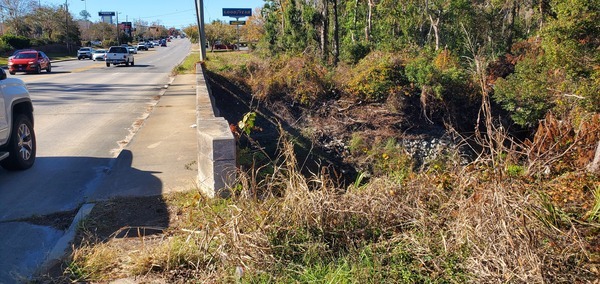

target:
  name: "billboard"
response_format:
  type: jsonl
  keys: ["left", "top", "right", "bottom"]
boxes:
{"left": 120, "top": 22, "right": 133, "bottom": 37}
{"left": 223, "top": 8, "right": 252, "bottom": 17}
{"left": 99, "top": 11, "right": 116, "bottom": 24}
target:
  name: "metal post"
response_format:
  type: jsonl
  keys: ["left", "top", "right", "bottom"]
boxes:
{"left": 236, "top": 17, "right": 240, "bottom": 46}
{"left": 195, "top": 0, "right": 206, "bottom": 61}
{"left": 116, "top": 12, "right": 119, "bottom": 45}
{"left": 65, "top": 0, "right": 69, "bottom": 51}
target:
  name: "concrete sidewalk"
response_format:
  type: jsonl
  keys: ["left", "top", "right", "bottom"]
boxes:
{"left": 89, "top": 73, "right": 199, "bottom": 200}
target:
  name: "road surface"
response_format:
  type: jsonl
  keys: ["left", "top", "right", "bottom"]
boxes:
{"left": 0, "top": 38, "right": 192, "bottom": 282}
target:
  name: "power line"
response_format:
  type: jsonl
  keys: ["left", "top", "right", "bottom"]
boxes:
{"left": 138, "top": 8, "right": 194, "bottom": 19}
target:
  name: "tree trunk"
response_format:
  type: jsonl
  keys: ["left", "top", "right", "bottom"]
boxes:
{"left": 320, "top": 0, "right": 329, "bottom": 62}
{"left": 506, "top": 0, "right": 517, "bottom": 53}
{"left": 589, "top": 140, "right": 600, "bottom": 173}
{"left": 352, "top": 0, "right": 358, "bottom": 42}
{"left": 332, "top": 0, "right": 339, "bottom": 66}
{"left": 428, "top": 14, "right": 440, "bottom": 51}
{"left": 366, "top": 0, "right": 373, "bottom": 42}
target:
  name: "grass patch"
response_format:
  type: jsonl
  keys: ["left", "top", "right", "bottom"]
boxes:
{"left": 50, "top": 135, "right": 599, "bottom": 283}
{"left": 204, "top": 52, "right": 254, "bottom": 73}
{"left": 172, "top": 50, "right": 200, "bottom": 75}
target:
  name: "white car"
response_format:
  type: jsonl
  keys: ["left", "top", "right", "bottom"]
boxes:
{"left": 92, "top": 49, "right": 107, "bottom": 61}
{"left": 127, "top": 46, "right": 138, "bottom": 54}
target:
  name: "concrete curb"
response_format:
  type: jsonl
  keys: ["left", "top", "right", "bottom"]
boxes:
{"left": 195, "top": 63, "right": 236, "bottom": 197}
{"left": 36, "top": 203, "right": 95, "bottom": 276}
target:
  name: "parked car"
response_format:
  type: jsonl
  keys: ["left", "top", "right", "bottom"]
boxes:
{"left": 0, "top": 68, "right": 36, "bottom": 170}
{"left": 92, "top": 49, "right": 107, "bottom": 61}
{"left": 77, "top": 47, "right": 94, "bottom": 60}
{"left": 8, "top": 50, "right": 51, "bottom": 75}
{"left": 213, "top": 43, "right": 238, "bottom": 50}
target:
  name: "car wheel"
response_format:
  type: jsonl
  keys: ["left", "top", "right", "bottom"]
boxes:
{"left": 46, "top": 64, "right": 51, "bottom": 73}
{"left": 0, "top": 114, "right": 36, "bottom": 170}
{"left": 36, "top": 65, "right": 41, "bottom": 74}
{"left": 106, "top": 62, "right": 110, "bottom": 67}
{"left": 9, "top": 71, "right": 15, "bottom": 75}
{"left": 78, "top": 57, "right": 82, "bottom": 60}
{"left": 131, "top": 60, "right": 134, "bottom": 66}
{"left": 125, "top": 60, "right": 129, "bottom": 66}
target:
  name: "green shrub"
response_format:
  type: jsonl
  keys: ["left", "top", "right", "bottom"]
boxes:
{"left": 493, "top": 56, "right": 555, "bottom": 127}
{"left": 102, "top": 39, "right": 118, "bottom": 47}
{"left": 30, "top": 38, "right": 50, "bottom": 47}
{"left": 1, "top": 34, "right": 31, "bottom": 49}
{"left": 342, "top": 51, "right": 407, "bottom": 102}
{"left": 250, "top": 54, "right": 330, "bottom": 106}
{"left": 0, "top": 39, "right": 11, "bottom": 53}
{"left": 405, "top": 49, "right": 467, "bottom": 100}
{"left": 341, "top": 40, "right": 371, "bottom": 64}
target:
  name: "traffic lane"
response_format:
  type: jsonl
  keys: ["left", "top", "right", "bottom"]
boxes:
{"left": 0, "top": 39, "right": 191, "bottom": 280}
{"left": 0, "top": 40, "right": 190, "bottom": 219}
{"left": 0, "top": 72, "right": 171, "bottom": 222}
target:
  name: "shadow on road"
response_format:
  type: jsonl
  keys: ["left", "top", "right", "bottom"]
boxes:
{"left": 0, "top": 150, "right": 169, "bottom": 283}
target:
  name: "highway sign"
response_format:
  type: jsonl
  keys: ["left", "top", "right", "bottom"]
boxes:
{"left": 98, "top": 11, "right": 115, "bottom": 16}
{"left": 230, "top": 21, "right": 247, "bottom": 25}
{"left": 223, "top": 8, "right": 252, "bottom": 17}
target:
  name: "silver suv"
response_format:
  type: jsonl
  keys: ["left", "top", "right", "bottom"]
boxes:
{"left": 0, "top": 68, "right": 36, "bottom": 170}
{"left": 77, "top": 47, "right": 94, "bottom": 60}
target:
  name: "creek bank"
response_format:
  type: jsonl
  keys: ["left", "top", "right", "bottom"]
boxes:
{"left": 206, "top": 69, "right": 471, "bottom": 185}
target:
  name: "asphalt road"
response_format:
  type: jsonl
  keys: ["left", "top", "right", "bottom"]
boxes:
{"left": 0, "top": 38, "right": 192, "bottom": 282}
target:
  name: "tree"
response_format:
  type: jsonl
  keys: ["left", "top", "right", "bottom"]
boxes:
{"left": 204, "top": 20, "right": 237, "bottom": 50}
{"left": 1, "top": 0, "right": 37, "bottom": 36}
{"left": 493, "top": 0, "right": 600, "bottom": 126}
{"left": 79, "top": 9, "right": 90, "bottom": 21}
{"left": 243, "top": 7, "right": 265, "bottom": 44}
{"left": 87, "top": 22, "right": 117, "bottom": 42}
{"left": 183, "top": 24, "right": 199, "bottom": 43}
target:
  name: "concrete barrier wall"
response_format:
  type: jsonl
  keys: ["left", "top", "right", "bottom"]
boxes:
{"left": 195, "top": 63, "right": 236, "bottom": 197}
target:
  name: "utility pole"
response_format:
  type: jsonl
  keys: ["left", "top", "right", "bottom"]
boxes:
{"left": 195, "top": 0, "right": 206, "bottom": 61}
{"left": 65, "top": 0, "right": 70, "bottom": 52}
{"left": 116, "top": 12, "right": 120, "bottom": 45}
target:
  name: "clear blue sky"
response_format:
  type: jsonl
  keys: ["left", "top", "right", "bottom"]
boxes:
{"left": 42, "top": 0, "right": 265, "bottom": 29}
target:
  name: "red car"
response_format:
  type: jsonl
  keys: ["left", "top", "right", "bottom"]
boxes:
{"left": 8, "top": 50, "right": 52, "bottom": 75}
{"left": 212, "top": 43, "right": 238, "bottom": 50}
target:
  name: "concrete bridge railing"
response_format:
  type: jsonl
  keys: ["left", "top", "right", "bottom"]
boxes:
{"left": 195, "top": 63, "right": 236, "bottom": 197}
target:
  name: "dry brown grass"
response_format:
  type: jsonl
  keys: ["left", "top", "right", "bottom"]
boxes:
{"left": 55, "top": 129, "right": 599, "bottom": 283}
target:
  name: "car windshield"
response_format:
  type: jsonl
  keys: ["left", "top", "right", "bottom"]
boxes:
{"left": 15, "top": 53, "right": 37, "bottom": 59}
{"left": 109, "top": 47, "right": 127, "bottom": 53}
{"left": 94, "top": 50, "right": 106, "bottom": 53}
{"left": 12, "top": 49, "right": 34, "bottom": 56}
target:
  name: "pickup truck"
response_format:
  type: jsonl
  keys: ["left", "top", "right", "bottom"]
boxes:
{"left": 0, "top": 68, "right": 36, "bottom": 170}
{"left": 105, "top": 46, "right": 134, "bottom": 67}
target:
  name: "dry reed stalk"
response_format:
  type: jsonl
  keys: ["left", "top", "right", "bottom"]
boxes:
{"left": 458, "top": 184, "right": 545, "bottom": 283}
